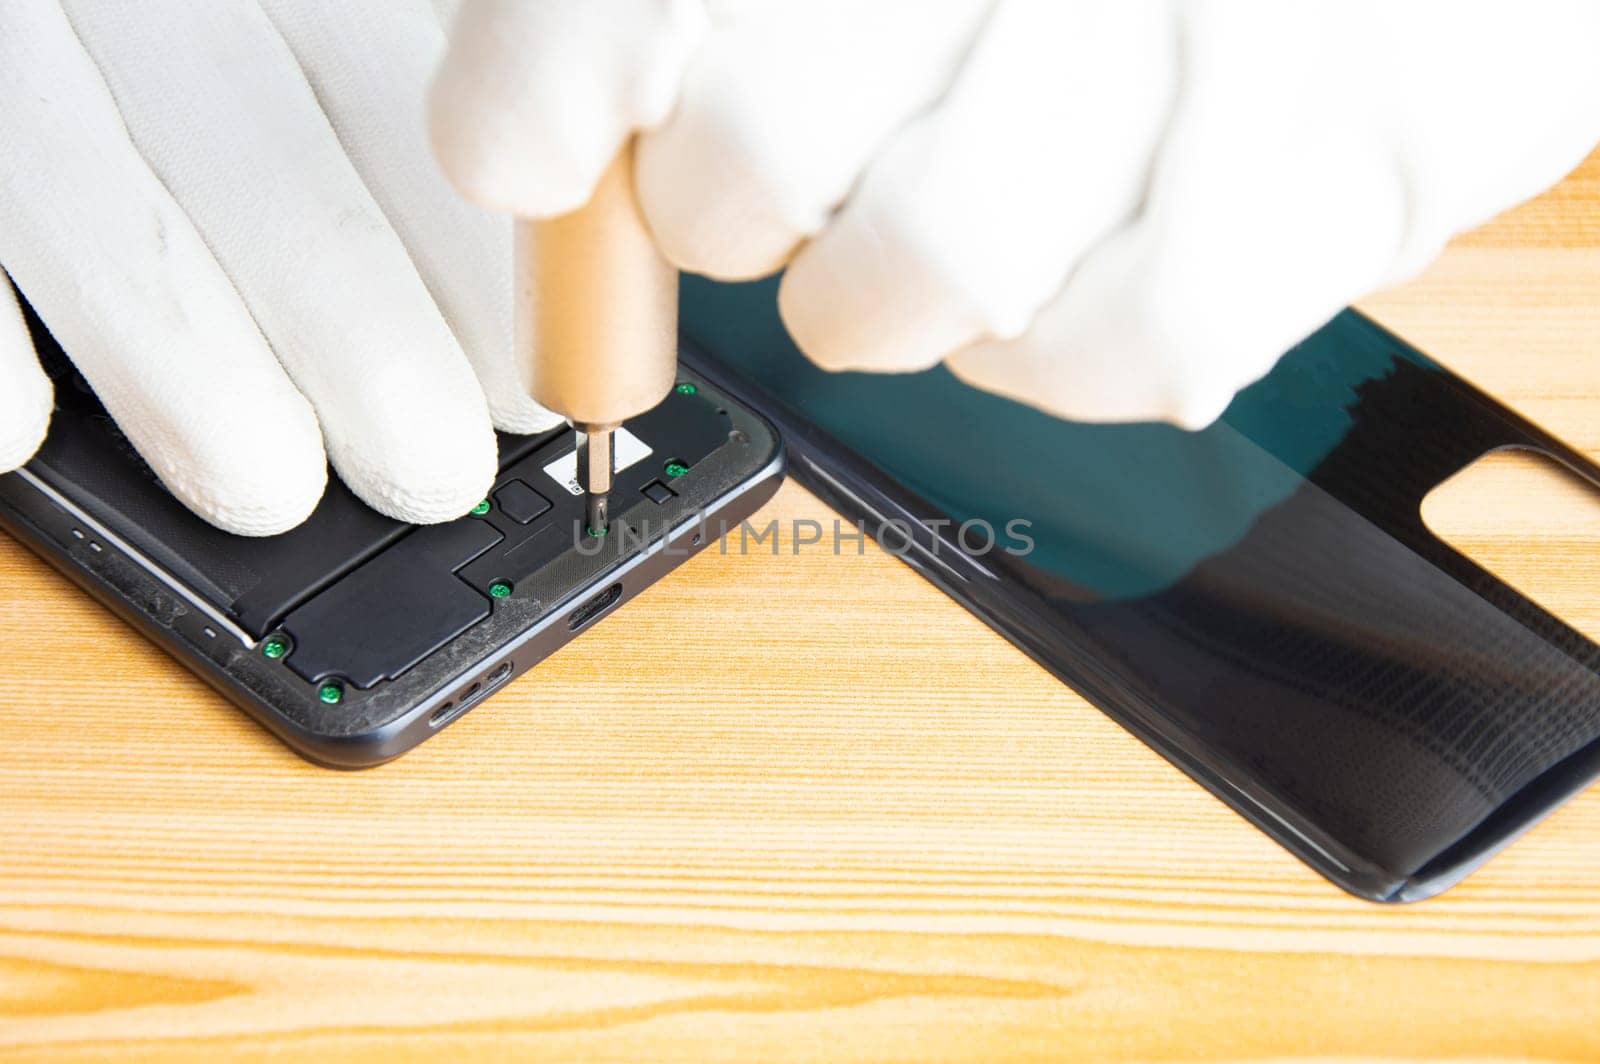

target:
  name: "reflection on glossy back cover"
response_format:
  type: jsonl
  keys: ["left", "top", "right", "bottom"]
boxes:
{"left": 684, "top": 276, "right": 1600, "bottom": 901}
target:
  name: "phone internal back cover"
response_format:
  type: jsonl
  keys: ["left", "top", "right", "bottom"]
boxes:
{"left": 685, "top": 276, "right": 1600, "bottom": 902}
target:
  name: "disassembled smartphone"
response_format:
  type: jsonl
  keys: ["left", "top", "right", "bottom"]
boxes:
{"left": 0, "top": 301, "right": 782, "bottom": 767}
{"left": 685, "top": 274, "right": 1600, "bottom": 902}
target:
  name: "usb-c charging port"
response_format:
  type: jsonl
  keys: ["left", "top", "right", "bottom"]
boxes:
{"left": 568, "top": 582, "right": 622, "bottom": 631}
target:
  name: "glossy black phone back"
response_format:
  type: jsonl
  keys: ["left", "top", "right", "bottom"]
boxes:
{"left": 684, "top": 275, "right": 1600, "bottom": 900}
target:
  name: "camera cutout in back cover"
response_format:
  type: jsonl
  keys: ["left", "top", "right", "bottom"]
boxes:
{"left": 684, "top": 276, "right": 1600, "bottom": 901}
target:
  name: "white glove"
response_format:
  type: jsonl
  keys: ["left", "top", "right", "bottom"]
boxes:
{"left": 432, "top": 0, "right": 1600, "bottom": 429}
{"left": 0, "top": 0, "right": 561, "bottom": 536}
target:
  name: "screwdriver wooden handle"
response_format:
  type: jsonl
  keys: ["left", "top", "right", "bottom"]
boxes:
{"left": 513, "top": 139, "right": 678, "bottom": 432}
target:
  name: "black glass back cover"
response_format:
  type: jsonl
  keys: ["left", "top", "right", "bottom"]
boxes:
{"left": 683, "top": 276, "right": 1600, "bottom": 901}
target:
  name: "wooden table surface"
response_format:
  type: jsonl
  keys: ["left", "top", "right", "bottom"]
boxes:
{"left": 3, "top": 150, "right": 1599, "bottom": 1063}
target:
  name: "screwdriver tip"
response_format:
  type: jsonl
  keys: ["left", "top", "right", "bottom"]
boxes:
{"left": 585, "top": 491, "right": 609, "bottom": 536}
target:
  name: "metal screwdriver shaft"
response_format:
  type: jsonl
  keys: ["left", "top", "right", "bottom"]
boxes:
{"left": 514, "top": 138, "right": 678, "bottom": 536}
{"left": 576, "top": 425, "right": 612, "bottom": 534}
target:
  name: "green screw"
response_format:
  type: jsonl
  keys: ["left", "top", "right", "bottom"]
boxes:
{"left": 664, "top": 461, "right": 690, "bottom": 478}
{"left": 471, "top": 499, "right": 491, "bottom": 516}
{"left": 674, "top": 381, "right": 697, "bottom": 395}
{"left": 318, "top": 682, "right": 344, "bottom": 705}
{"left": 261, "top": 636, "right": 288, "bottom": 660}
{"left": 489, "top": 580, "right": 513, "bottom": 599}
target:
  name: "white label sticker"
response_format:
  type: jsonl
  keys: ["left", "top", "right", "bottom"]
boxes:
{"left": 543, "top": 426, "right": 653, "bottom": 496}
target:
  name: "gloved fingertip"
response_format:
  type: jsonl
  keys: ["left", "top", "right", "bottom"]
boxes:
{"left": 1167, "top": 388, "right": 1235, "bottom": 432}
{"left": 162, "top": 430, "right": 330, "bottom": 538}
{"left": 427, "top": 86, "right": 607, "bottom": 218}
{"left": 328, "top": 413, "right": 499, "bottom": 526}
{"left": 645, "top": 214, "right": 797, "bottom": 284}
{"left": 0, "top": 390, "right": 52, "bottom": 473}
{"left": 360, "top": 486, "right": 492, "bottom": 526}
{"left": 485, "top": 392, "right": 569, "bottom": 437}
{"left": 773, "top": 274, "right": 849, "bottom": 373}
{"left": 425, "top": 19, "right": 598, "bottom": 217}
{"left": 358, "top": 465, "right": 496, "bottom": 525}
{"left": 345, "top": 461, "right": 496, "bottom": 525}
{"left": 428, "top": 0, "right": 705, "bottom": 219}
{"left": 0, "top": 288, "right": 54, "bottom": 472}
{"left": 776, "top": 261, "right": 941, "bottom": 376}
{"left": 634, "top": 128, "right": 809, "bottom": 283}
{"left": 195, "top": 476, "right": 327, "bottom": 538}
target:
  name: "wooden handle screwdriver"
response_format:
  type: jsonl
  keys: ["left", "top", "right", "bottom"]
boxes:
{"left": 513, "top": 138, "right": 677, "bottom": 535}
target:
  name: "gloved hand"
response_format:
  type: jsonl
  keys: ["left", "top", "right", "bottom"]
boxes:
{"left": 0, "top": 0, "right": 561, "bottom": 536}
{"left": 432, "top": 0, "right": 1600, "bottom": 429}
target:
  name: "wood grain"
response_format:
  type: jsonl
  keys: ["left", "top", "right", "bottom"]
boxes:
{"left": 2, "top": 150, "right": 1600, "bottom": 1062}
{"left": 1423, "top": 451, "right": 1600, "bottom": 646}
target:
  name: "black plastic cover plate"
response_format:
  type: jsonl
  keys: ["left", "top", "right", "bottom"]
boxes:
{"left": 280, "top": 518, "right": 503, "bottom": 688}
{"left": 275, "top": 386, "right": 731, "bottom": 690}
{"left": 683, "top": 274, "right": 1600, "bottom": 903}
